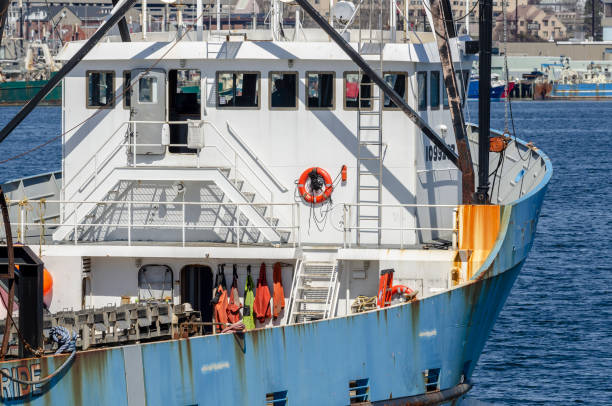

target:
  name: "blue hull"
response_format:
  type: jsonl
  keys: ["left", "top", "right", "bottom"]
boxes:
{"left": 467, "top": 80, "right": 506, "bottom": 99}
{"left": 551, "top": 83, "right": 612, "bottom": 98}
{"left": 0, "top": 145, "right": 552, "bottom": 404}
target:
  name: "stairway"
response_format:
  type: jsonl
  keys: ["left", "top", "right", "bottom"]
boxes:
{"left": 356, "top": 38, "right": 384, "bottom": 246}
{"left": 54, "top": 167, "right": 289, "bottom": 244}
{"left": 287, "top": 261, "right": 340, "bottom": 324}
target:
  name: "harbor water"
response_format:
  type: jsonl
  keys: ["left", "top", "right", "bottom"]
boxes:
{"left": 0, "top": 101, "right": 609, "bottom": 404}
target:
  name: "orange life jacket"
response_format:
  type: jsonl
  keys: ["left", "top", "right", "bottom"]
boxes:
{"left": 213, "top": 266, "right": 228, "bottom": 325}
{"left": 273, "top": 262, "right": 285, "bottom": 319}
{"left": 227, "top": 265, "right": 242, "bottom": 323}
{"left": 253, "top": 263, "right": 272, "bottom": 323}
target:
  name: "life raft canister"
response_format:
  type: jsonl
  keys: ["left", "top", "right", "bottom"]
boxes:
{"left": 297, "top": 167, "right": 334, "bottom": 204}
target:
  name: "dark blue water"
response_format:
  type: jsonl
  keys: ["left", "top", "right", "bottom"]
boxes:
{"left": 0, "top": 103, "right": 610, "bottom": 404}
{"left": 465, "top": 100, "right": 612, "bottom": 405}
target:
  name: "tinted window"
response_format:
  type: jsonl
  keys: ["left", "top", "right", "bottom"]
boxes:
{"left": 270, "top": 72, "right": 297, "bottom": 109}
{"left": 139, "top": 76, "right": 158, "bottom": 103}
{"left": 344, "top": 72, "right": 371, "bottom": 109}
{"left": 306, "top": 72, "right": 334, "bottom": 109}
{"left": 87, "top": 71, "right": 114, "bottom": 107}
{"left": 430, "top": 71, "right": 440, "bottom": 109}
{"left": 123, "top": 71, "right": 131, "bottom": 108}
{"left": 174, "top": 69, "right": 201, "bottom": 115}
{"left": 417, "top": 71, "right": 427, "bottom": 111}
{"left": 217, "top": 72, "right": 260, "bottom": 108}
{"left": 383, "top": 73, "right": 406, "bottom": 108}
{"left": 442, "top": 73, "right": 449, "bottom": 108}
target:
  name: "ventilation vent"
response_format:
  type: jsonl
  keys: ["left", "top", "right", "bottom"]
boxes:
{"left": 265, "top": 390, "right": 288, "bottom": 405}
{"left": 349, "top": 378, "right": 370, "bottom": 403}
{"left": 423, "top": 368, "right": 440, "bottom": 392}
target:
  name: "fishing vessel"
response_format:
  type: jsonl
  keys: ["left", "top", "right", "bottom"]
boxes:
{"left": 0, "top": 0, "right": 550, "bottom": 404}
{"left": 467, "top": 73, "right": 515, "bottom": 100}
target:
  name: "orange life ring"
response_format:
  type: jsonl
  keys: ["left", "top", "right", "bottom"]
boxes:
{"left": 391, "top": 285, "right": 414, "bottom": 297}
{"left": 297, "top": 167, "right": 334, "bottom": 204}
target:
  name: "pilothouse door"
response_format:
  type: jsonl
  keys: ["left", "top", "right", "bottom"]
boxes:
{"left": 130, "top": 69, "right": 166, "bottom": 155}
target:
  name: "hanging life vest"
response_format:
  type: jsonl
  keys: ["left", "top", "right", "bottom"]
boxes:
{"left": 243, "top": 266, "right": 256, "bottom": 330}
{"left": 253, "top": 262, "right": 272, "bottom": 323}
{"left": 297, "top": 167, "right": 334, "bottom": 204}
{"left": 377, "top": 269, "right": 394, "bottom": 308}
{"left": 273, "top": 262, "right": 285, "bottom": 319}
{"left": 227, "top": 265, "right": 242, "bottom": 323}
{"left": 212, "top": 265, "right": 229, "bottom": 325}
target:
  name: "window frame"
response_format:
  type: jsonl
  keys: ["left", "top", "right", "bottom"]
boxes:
{"left": 122, "top": 70, "right": 132, "bottom": 110}
{"left": 417, "top": 71, "right": 428, "bottom": 111}
{"left": 430, "top": 71, "right": 441, "bottom": 110}
{"left": 305, "top": 71, "right": 336, "bottom": 111}
{"left": 342, "top": 71, "right": 373, "bottom": 111}
{"left": 382, "top": 71, "right": 408, "bottom": 111}
{"left": 86, "top": 70, "right": 115, "bottom": 109}
{"left": 215, "top": 70, "right": 261, "bottom": 110}
{"left": 268, "top": 71, "right": 299, "bottom": 111}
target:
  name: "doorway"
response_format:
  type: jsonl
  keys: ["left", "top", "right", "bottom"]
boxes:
{"left": 180, "top": 265, "right": 213, "bottom": 329}
{"left": 169, "top": 69, "right": 201, "bottom": 153}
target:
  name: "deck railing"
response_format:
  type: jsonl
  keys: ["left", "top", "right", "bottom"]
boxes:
{"left": 11, "top": 199, "right": 300, "bottom": 248}
{"left": 342, "top": 203, "right": 458, "bottom": 249}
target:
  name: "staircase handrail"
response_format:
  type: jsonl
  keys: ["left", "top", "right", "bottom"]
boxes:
{"left": 224, "top": 121, "right": 288, "bottom": 193}
{"left": 286, "top": 258, "right": 304, "bottom": 324}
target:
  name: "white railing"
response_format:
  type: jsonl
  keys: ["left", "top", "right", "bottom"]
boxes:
{"left": 342, "top": 203, "right": 458, "bottom": 249}
{"left": 12, "top": 199, "right": 300, "bottom": 248}
{"left": 62, "top": 119, "right": 284, "bottom": 226}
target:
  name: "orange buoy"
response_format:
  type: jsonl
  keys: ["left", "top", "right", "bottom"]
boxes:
{"left": 297, "top": 167, "right": 334, "bottom": 204}
{"left": 43, "top": 268, "right": 53, "bottom": 308}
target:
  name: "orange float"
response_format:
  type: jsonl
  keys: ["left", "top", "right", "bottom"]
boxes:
{"left": 297, "top": 167, "right": 334, "bottom": 204}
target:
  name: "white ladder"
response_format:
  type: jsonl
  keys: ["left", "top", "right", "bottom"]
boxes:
{"left": 287, "top": 261, "right": 340, "bottom": 323}
{"left": 356, "top": 16, "right": 384, "bottom": 246}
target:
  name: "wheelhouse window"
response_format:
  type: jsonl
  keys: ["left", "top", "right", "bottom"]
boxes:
{"left": 417, "top": 71, "right": 427, "bottom": 111}
{"left": 216, "top": 72, "right": 260, "bottom": 108}
{"left": 383, "top": 72, "right": 406, "bottom": 109}
{"left": 306, "top": 72, "right": 334, "bottom": 109}
{"left": 442, "top": 74, "right": 449, "bottom": 109}
{"left": 269, "top": 72, "right": 298, "bottom": 109}
{"left": 123, "top": 71, "right": 132, "bottom": 109}
{"left": 138, "top": 76, "right": 158, "bottom": 103}
{"left": 87, "top": 71, "right": 114, "bottom": 108}
{"left": 430, "top": 71, "right": 440, "bottom": 109}
{"left": 344, "top": 72, "right": 371, "bottom": 109}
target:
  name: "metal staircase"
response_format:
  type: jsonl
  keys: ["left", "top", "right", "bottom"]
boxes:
{"left": 287, "top": 261, "right": 340, "bottom": 323}
{"left": 356, "top": 16, "right": 384, "bottom": 246}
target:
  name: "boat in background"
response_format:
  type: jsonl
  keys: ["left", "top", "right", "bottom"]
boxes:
{"left": 468, "top": 73, "right": 515, "bottom": 100}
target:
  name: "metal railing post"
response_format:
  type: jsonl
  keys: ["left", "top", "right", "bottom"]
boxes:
{"left": 400, "top": 206, "right": 404, "bottom": 250}
{"left": 235, "top": 206, "right": 240, "bottom": 248}
{"left": 291, "top": 203, "right": 295, "bottom": 248}
{"left": 128, "top": 201, "right": 132, "bottom": 246}
{"left": 73, "top": 202, "right": 78, "bottom": 245}
{"left": 182, "top": 201, "right": 186, "bottom": 247}
{"left": 452, "top": 207, "right": 458, "bottom": 250}
{"left": 297, "top": 204, "right": 301, "bottom": 247}
{"left": 133, "top": 122, "right": 137, "bottom": 167}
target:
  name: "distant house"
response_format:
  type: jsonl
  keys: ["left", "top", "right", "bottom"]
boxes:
{"left": 495, "top": 4, "right": 568, "bottom": 41}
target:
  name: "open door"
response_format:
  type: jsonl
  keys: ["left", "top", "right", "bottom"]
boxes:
{"left": 180, "top": 265, "right": 213, "bottom": 331}
{"left": 169, "top": 69, "right": 201, "bottom": 153}
{"left": 130, "top": 68, "right": 166, "bottom": 155}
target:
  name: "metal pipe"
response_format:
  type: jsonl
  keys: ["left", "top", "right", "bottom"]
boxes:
{"left": 294, "top": 0, "right": 459, "bottom": 166}
{"left": 142, "top": 0, "right": 147, "bottom": 39}
{"left": 0, "top": 0, "right": 139, "bottom": 145}
{"left": 477, "top": 0, "right": 492, "bottom": 203}
{"left": 196, "top": 0, "right": 203, "bottom": 40}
